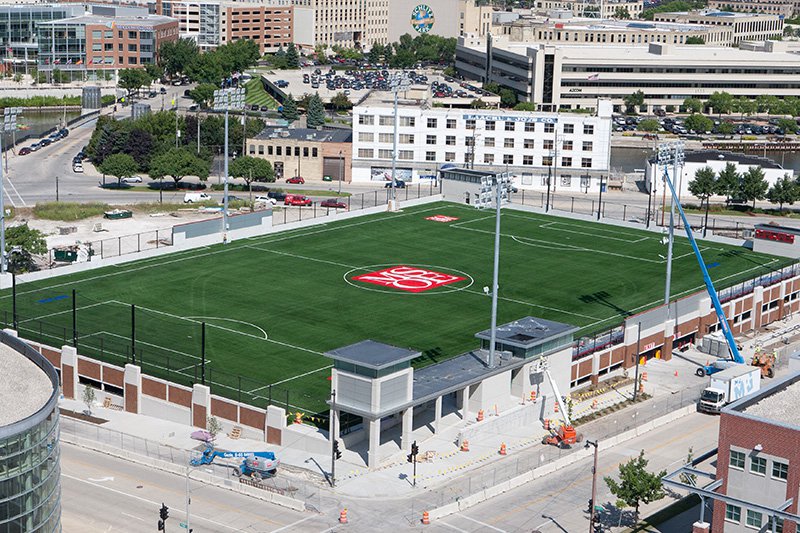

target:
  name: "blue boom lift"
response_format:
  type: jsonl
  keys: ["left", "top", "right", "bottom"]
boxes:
{"left": 190, "top": 445, "right": 280, "bottom": 480}
{"left": 660, "top": 158, "right": 745, "bottom": 377}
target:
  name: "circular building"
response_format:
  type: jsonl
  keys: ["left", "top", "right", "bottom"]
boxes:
{"left": 0, "top": 332, "right": 61, "bottom": 532}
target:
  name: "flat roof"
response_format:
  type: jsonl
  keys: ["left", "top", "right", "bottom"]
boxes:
{"left": 734, "top": 373, "right": 800, "bottom": 428}
{"left": 647, "top": 150, "right": 783, "bottom": 169}
{"left": 475, "top": 316, "right": 579, "bottom": 349}
{"left": 253, "top": 127, "right": 352, "bottom": 143}
{"left": 325, "top": 340, "right": 420, "bottom": 370}
{"left": 413, "top": 349, "right": 520, "bottom": 402}
{"left": 0, "top": 342, "right": 54, "bottom": 428}
{"left": 38, "top": 14, "right": 176, "bottom": 26}
{"left": 513, "top": 18, "right": 712, "bottom": 33}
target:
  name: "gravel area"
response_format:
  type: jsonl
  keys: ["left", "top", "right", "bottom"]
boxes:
{"left": 742, "top": 379, "right": 800, "bottom": 427}
{"left": 0, "top": 343, "right": 53, "bottom": 427}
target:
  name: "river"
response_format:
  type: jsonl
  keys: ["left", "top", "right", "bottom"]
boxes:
{"left": 2, "top": 108, "right": 82, "bottom": 149}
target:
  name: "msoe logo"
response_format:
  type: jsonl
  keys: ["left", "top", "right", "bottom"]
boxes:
{"left": 353, "top": 266, "right": 465, "bottom": 293}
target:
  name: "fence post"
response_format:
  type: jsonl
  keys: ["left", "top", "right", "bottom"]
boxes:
{"left": 269, "top": 384, "right": 272, "bottom": 406}
{"left": 137, "top": 233, "right": 141, "bottom": 253}
{"left": 623, "top": 205, "right": 627, "bottom": 221}
{"left": 100, "top": 240, "right": 104, "bottom": 258}
{"left": 238, "top": 376, "right": 241, "bottom": 404}
{"left": 571, "top": 197, "right": 574, "bottom": 213}
{"left": 118, "top": 236, "right": 121, "bottom": 256}
{"left": 285, "top": 389, "right": 290, "bottom": 412}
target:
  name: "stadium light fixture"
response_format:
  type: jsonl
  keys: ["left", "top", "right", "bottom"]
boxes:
{"left": 656, "top": 142, "right": 685, "bottom": 315}
{"left": 212, "top": 88, "right": 245, "bottom": 244}
{"left": 0, "top": 107, "right": 19, "bottom": 274}
{"left": 388, "top": 73, "right": 411, "bottom": 207}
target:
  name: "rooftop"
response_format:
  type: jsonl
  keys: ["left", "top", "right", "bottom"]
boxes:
{"left": 253, "top": 127, "right": 352, "bottom": 143}
{"left": 658, "top": 9, "right": 781, "bottom": 18}
{"left": 0, "top": 341, "right": 54, "bottom": 428}
{"left": 413, "top": 349, "right": 522, "bottom": 403}
{"left": 475, "top": 316, "right": 579, "bottom": 349}
{"left": 511, "top": 17, "right": 712, "bottom": 33}
{"left": 736, "top": 373, "right": 800, "bottom": 428}
{"left": 647, "top": 150, "right": 783, "bottom": 169}
{"left": 38, "top": 13, "right": 176, "bottom": 27}
{"left": 325, "top": 340, "right": 420, "bottom": 370}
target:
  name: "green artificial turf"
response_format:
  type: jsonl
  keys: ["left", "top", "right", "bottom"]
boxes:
{"left": 243, "top": 78, "right": 278, "bottom": 108}
{"left": 2, "top": 202, "right": 789, "bottom": 416}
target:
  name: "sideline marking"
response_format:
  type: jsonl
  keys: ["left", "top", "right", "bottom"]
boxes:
{"left": 247, "top": 364, "right": 333, "bottom": 393}
{"left": 185, "top": 316, "right": 268, "bottom": 340}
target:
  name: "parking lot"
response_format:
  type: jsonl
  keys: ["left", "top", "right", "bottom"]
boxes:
{"left": 615, "top": 114, "right": 800, "bottom": 137}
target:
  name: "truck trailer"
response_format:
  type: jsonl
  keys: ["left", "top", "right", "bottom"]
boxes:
{"left": 698, "top": 365, "right": 761, "bottom": 414}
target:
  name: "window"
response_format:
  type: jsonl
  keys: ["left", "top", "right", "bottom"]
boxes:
{"left": 104, "top": 43, "right": 113, "bottom": 51}
{"left": 427, "top": 118, "right": 437, "bottom": 128}
{"left": 303, "top": 147, "right": 309, "bottom": 157}
{"left": 581, "top": 158, "right": 592, "bottom": 168}
{"left": 503, "top": 154, "right": 513, "bottom": 165}
{"left": 772, "top": 461, "right": 789, "bottom": 480}
{"left": 544, "top": 123, "right": 555, "bottom": 133}
{"left": 128, "top": 43, "right": 137, "bottom": 52}
{"left": 425, "top": 151, "right": 436, "bottom": 161}
{"left": 542, "top": 156, "right": 553, "bottom": 166}
{"left": 774, "top": 517, "right": 785, "bottom": 533}
{"left": 267, "top": 146, "right": 273, "bottom": 155}
{"left": 484, "top": 154, "right": 494, "bottom": 164}
{"left": 466, "top": 119, "right": 476, "bottom": 129}
{"left": 379, "top": 133, "right": 393, "bottom": 143}
{"left": 294, "top": 147, "right": 300, "bottom": 156}
{"left": 561, "top": 175, "right": 572, "bottom": 187}
{"left": 128, "top": 31, "right": 137, "bottom": 39}
{"left": 92, "top": 44, "right": 102, "bottom": 51}
{"left": 399, "top": 134, "right": 414, "bottom": 144}
{"left": 725, "top": 504, "right": 741, "bottom": 523}
{"left": 525, "top": 122, "right": 535, "bottom": 132}
{"left": 445, "top": 152, "right": 455, "bottom": 161}
{"left": 426, "top": 135, "right": 436, "bottom": 145}
{"left": 523, "top": 155, "right": 534, "bottom": 165}
{"left": 128, "top": 57, "right": 137, "bottom": 64}
{"left": 485, "top": 137, "right": 495, "bottom": 147}
{"left": 379, "top": 115, "right": 394, "bottom": 126}
{"left": 485, "top": 120, "right": 495, "bottom": 130}
{"left": 312, "top": 148, "right": 319, "bottom": 158}
{"left": 359, "top": 115, "right": 374, "bottom": 125}
{"left": 357, "top": 148, "right": 373, "bottom": 158}
{"left": 446, "top": 136, "right": 456, "bottom": 146}
{"left": 378, "top": 149, "right": 393, "bottom": 159}
{"left": 561, "top": 157, "right": 572, "bottom": 167}
{"left": 92, "top": 30, "right": 101, "bottom": 39}
{"left": 584, "top": 124, "right": 594, "bottom": 135}
{"left": 276, "top": 146, "right": 282, "bottom": 156}
{"left": 505, "top": 121, "right": 515, "bottom": 131}
{"left": 751, "top": 456, "right": 767, "bottom": 475}
{"left": 104, "top": 31, "right": 113, "bottom": 39}
{"left": 249, "top": 144, "right": 255, "bottom": 154}
{"left": 358, "top": 132, "right": 374, "bottom": 142}
{"left": 582, "top": 141, "right": 593, "bottom": 151}
{"left": 562, "top": 141, "right": 573, "bottom": 151}
{"left": 446, "top": 119, "right": 456, "bottom": 129}
{"left": 746, "top": 510, "right": 762, "bottom": 529}
{"left": 524, "top": 139, "right": 535, "bottom": 149}
{"left": 398, "top": 150, "right": 413, "bottom": 160}
{"left": 563, "top": 124, "right": 574, "bottom": 134}
{"left": 400, "top": 116, "right": 415, "bottom": 127}
{"left": 581, "top": 176, "right": 590, "bottom": 189}
{"left": 504, "top": 138, "right": 514, "bottom": 148}
{"left": 259, "top": 146, "right": 265, "bottom": 155}
{"left": 543, "top": 140, "right": 553, "bottom": 150}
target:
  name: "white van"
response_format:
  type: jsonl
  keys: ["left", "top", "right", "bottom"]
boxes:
{"left": 183, "top": 192, "right": 211, "bottom": 203}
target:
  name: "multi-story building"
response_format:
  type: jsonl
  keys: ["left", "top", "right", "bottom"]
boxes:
{"left": 351, "top": 100, "right": 612, "bottom": 192}
{"left": 456, "top": 36, "right": 800, "bottom": 112}
{"left": 0, "top": 332, "right": 61, "bottom": 533}
{"left": 386, "top": 0, "right": 493, "bottom": 42}
{"left": 246, "top": 127, "right": 352, "bottom": 181}
{"left": 709, "top": 0, "right": 796, "bottom": 17}
{"left": 653, "top": 10, "right": 783, "bottom": 45}
{"left": 532, "top": 0, "right": 644, "bottom": 19}
{"left": 36, "top": 13, "right": 179, "bottom": 81}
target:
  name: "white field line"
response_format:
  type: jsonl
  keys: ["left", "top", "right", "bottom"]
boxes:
{"left": 244, "top": 244, "right": 367, "bottom": 271}
{"left": 246, "top": 364, "right": 333, "bottom": 394}
{"left": 504, "top": 215, "right": 649, "bottom": 244}
{"left": 462, "top": 288, "right": 603, "bottom": 321}
{"left": 17, "top": 300, "right": 110, "bottom": 324}
{"left": 184, "top": 316, "right": 268, "bottom": 340}
{"left": 93, "top": 330, "right": 202, "bottom": 361}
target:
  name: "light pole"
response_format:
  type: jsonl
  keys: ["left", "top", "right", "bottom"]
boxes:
{"left": 585, "top": 439, "right": 599, "bottom": 533}
{"left": 657, "top": 142, "right": 685, "bottom": 315}
{"left": 389, "top": 73, "right": 411, "bottom": 208}
{"left": 338, "top": 150, "right": 343, "bottom": 196}
{"left": 0, "top": 107, "right": 19, "bottom": 274}
{"left": 213, "top": 87, "right": 245, "bottom": 245}
{"left": 475, "top": 172, "right": 513, "bottom": 368}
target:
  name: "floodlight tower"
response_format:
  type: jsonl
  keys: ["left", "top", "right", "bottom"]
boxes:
{"left": 212, "top": 87, "right": 245, "bottom": 244}
{"left": 388, "top": 73, "right": 411, "bottom": 209}
{"left": 475, "top": 172, "right": 513, "bottom": 368}
{"left": 0, "top": 107, "right": 19, "bottom": 274}
{"left": 657, "top": 141, "right": 685, "bottom": 316}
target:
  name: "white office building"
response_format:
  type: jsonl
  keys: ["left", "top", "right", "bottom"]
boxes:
{"left": 351, "top": 100, "right": 612, "bottom": 193}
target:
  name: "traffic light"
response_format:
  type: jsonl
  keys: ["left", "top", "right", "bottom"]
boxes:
{"left": 407, "top": 453, "right": 414, "bottom": 463}
{"left": 333, "top": 439, "right": 342, "bottom": 460}
{"left": 587, "top": 499, "right": 593, "bottom": 513}
{"left": 411, "top": 441, "right": 419, "bottom": 456}
{"left": 157, "top": 520, "right": 164, "bottom": 531}
{"left": 159, "top": 503, "right": 169, "bottom": 521}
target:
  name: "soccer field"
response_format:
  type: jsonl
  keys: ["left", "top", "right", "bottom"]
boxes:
{"left": 2, "top": 202, "right": 789, "bottom": 415}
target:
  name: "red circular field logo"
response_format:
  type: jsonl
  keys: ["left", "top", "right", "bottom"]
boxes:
{"left": 352, "top": 265, "right": 466, "bottom": 293}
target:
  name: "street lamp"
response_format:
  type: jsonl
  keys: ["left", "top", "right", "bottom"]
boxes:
{"left": 338, "top": 150, "right": 343, "bottom": 196}
{"left": 0, "top": 107, "right": 19, "bottom": 274}
{"left": 657, "top": 142, "right": 685, "bottom": 315}
{"left": 585, "top": 439, "right": 600, "bottom": 533}
{"left": 389, "top": 73, "right": 411, "bottom": 208}
{"left": 213, "top": 87, "right": 245, "bottom": 245}
{"left": 475, "top": 172, "right": 513, "bottom": 369}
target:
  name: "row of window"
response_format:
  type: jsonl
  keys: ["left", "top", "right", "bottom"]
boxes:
{"left": 248, "top": 144, "right": 319, "bottom": 157}
{"left": 725, "top": 504, "right": 783, "bottom": 531}
{"left": 357, "top": 132, "right": 593, "bottom": 151}
{"left": 356, "top": 148, "right": 592, "bottom": 167}
{"left": 729, "top": 450, "right": 788, "bottom": 479}
{"left": 357, "top": 114, "right": 595, "bottom": 135}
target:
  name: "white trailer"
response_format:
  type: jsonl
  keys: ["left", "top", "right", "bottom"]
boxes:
{"left": 698, "top": 365, "right": 761, "bottom": 414}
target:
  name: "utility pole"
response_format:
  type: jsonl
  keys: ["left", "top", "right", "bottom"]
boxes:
{"left": 596, "top": 174, "right": 604, "bottom": 220}
{"left": 330, "top": 389, "right": 339, "bottom": 487}
{"left": 0, "top": 108, "right": 19, "bottom": 274}
{"left": 633, "top": 321, "right": 641, "bottom": 401}
{"left": 586, "top": 439, "right": 600, "bottom": 533}
{"left": 658, "top": 142, "right": 685, "bottom": 317}
{"left": 213, "top": 88, "right": 245, "bottom": 245}
{"left": 388, "top": 73, "right": 410, "bottom": 209}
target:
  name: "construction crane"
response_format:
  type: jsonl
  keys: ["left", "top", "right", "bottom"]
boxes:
{"left": 541, "top": 366, "right": 580, "bottom": 448}
{"left": 190, "top": 445, "right": 280, "bottom": 480}
{"left": 660, "top": 156, "right": 744, "bottom": 376}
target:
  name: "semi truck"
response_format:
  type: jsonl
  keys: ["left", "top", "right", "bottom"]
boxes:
{"left": 698, "top": 365, "right": 761, "bottom": 414}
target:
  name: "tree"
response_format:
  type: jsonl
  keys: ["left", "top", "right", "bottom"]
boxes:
{"left": 98, "top": 153, "right": 139, "bottom": 186}
{"left": 740, "top": 166, "right": 769, "bottom": 209}
{"left": 159, "top": 38, "right": 199, "bottom": 79}
{"left": 499, "top": 88, "right": 518, "bottom": 107}
{"left": 367, "top": 43, "right": 383, "bottom": 64}
{"left": 513, "top": 102, "right": 536, "bottom": 111}
{"left": 285, "top": 42, "right": 300, "bottom": 69}
{"left": 604, "top": 450, "right": 666, "bottom": 522}
{"left": 281, "top": 94, "right": 299, "bottom": 123}
{"left": 682, "top": 98, "right": 703, "bottom": 114}
{"left": 188, "top": 83, "right": 217, "bottom": 108}
{"left": 717, "top": 121, "right": 735, "bottom": 136}
{"left": 6, "top": 223, "right": 46, "bottom": 273}
{"left": 684, "top": 113, "right": 713, "bottom": 134}
{"left": 613, "top": 6, "right": 631, "bottom": 18}
{"left": 685, "top": 36, "right": 705, "bottom": 44}
{"left": 82, "top": 385, "right": 96, "bottom": 416}
{"left": 149, "top": 147, "right": 210, "bottom": 185}
{"left": 708, "top": 91, "right": 733, "bottom": 116}
{"left": 768, "top": 174, "right": 798, "bottom": 212}
{"left": 624, "top": 90, "right": 645, "bottom": 113}
{"left": 144, "top": 62, "right": 165, "bottom": 84}
{"left": 230, "top": 156, "right": 275, "bottom": 206}
{"left": 119, "top": 68, "right": 150, "bottom": 97}
{"left": 636, "top": 119, "right": 660, "bottom": 132}
{"left": 688, "top": 166, "right": 716, "bottom": 208}
{"left": 315, "top": 43, "right": 330, "bottom": 64}
{"left": 331, "top": 91, "right": 353, "bottom": 111}
{"left": 716, "top": 162, "right": 741, "bottom": 203}
{"left": 306, "top": 93, "right": 326, "bottom": 128}
{"left": 778, "top": 118, "right": 798, "bottom": 134}
{"left": 206, "top": 416, "right": 222, "bottom": 442}
{"left": 126, "top": 129, "right": 155, "bottom": 172}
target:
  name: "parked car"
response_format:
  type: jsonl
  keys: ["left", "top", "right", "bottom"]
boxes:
{"left": 260, "top": 105, "right": 269, "bottom": 112}
{"left": 18, "top": 147, "right": 31, "bottom": 156}
{"left": 284, "top": 195, "right": 312, "bottom": 206}
{"left": 121, "top": 176, "right": 143, "bottom": 183}
{"left": 254, "top": 195, "right": 278, "bottom": 205}
{"left": 59, "top": 128, "right": 69, "bottom": 138}
{"left": 160, "top": 87, "right": 167, "bottom": 94}
{"left": 286, "top": 176, "right": 305, "bottom": 184}
{"left": 267, "top": 190, "right": 287, "bottom": 201}
{"left": 72, "top": 163, "right": 83, "bottom": 173}
{"left": 385, "top": 179, "right": 406, "bottom": 188}
{"left": 250, "top": 104, "right": 260, "bottom": 111}
{"left": 183, "top": 192, "right": 211, "bottom": 203}
{"left": 320, "top": 198, "right": 347, "bottom": 209}
{"left": 39, "top": 138, "right": 52, "bottom": 148}
{"left": 29, "top": 142, "right": 41, "bottom": 151}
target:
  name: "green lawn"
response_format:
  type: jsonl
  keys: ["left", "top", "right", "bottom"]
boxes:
{"left": 244, "top": 78, "right": 278, "bottom": 108}
{"left": 2, "top": 202, "right": 789, "bottom": 416}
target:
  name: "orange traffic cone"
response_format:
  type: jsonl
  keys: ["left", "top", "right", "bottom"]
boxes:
{"left": 554, "top": 402, "right": 559, "bottom": 413}
{"left": 477, "top": 409, "right": 484, "bottom": 422}
{"left": 642, "top": 371, "right": 648, "bottom": 382}
{"left": 544, "top": 419, "right": 550, "bottom": 430}
{"left": 591, "top": 399, "right": 598, "bottom": 409}
{"left": 674, "top": 370, "right": 679, "bottom": 377}
{"left": 339, "top": 509, "right": 348, "bottom": 524}
{"left": 460, "top": 439, "right": 470, "bottom": 452}
{"left": 530, "top": 391, "right": 537, "bottom": 402}
{"left": 499, "top": 443, "right": 507, "bottom": 455}
{"left": 422, "top": 511, "right": 430, "bottom": 525}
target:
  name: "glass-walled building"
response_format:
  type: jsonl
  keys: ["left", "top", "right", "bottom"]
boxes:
{"left": 0, "top": 333, "right": 61, "bottom": 532}
{"left": 0, "top": 4, "right": 84, "bottom": 74}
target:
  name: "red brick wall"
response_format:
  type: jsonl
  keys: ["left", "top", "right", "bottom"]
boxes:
{"left": 102, "top": 366, "right": 124, "bottom": 388}
{"left": 240, "top": 407, "right": 265, "bottom": 430}
{"left": 193, "top": 404, "right": 207, "bottom": 428}
{"left": 78, "top": 358, "right": 101, "bottom": 380}
{"left": 42, "top": 347, "right": 61, "bottom": 369}
{"left": 169, "top": 385, "right": 191, "bottom": 407}
{"left": 62, "top": 365, "right": 75, "bottom": 399}
{"left": 125, "top": 383, "right": 138, "bottom": 413}
{"left": 142, "top": 378, "right": 166, "bottom": 400}
{"left": 211, "top": 397, "right": 238, "bottom": 422}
